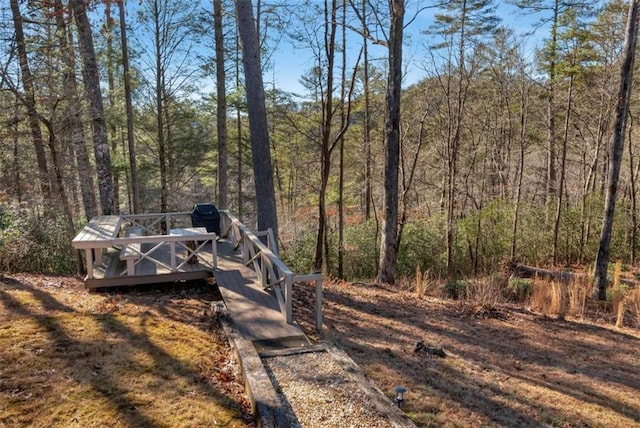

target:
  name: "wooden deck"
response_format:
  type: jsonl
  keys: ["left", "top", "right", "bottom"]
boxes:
{"left": 89, "top": 238, "right": 307, "bottom": 345}
{"left": 73, "top": 211, "right": 318, "bottom": 347}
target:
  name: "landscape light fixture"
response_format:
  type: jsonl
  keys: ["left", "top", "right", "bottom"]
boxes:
{"left": 394, "top": 386, "right": 406, "bottom": 407}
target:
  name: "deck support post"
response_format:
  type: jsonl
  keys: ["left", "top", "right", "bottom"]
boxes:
{"left": 85, "top": 249, "right": 94, "bottom": 279}
{"left": 211, "top": 235, "right": 217, "bottom": 268}
{"left": 315, "top": 277, "right": 323, "bottom": 333}
{"left": 285, "top": 272, "right": 293, "bottom": 324}
{"left": 170, "top": 241, "right": 176, "bottom": 272}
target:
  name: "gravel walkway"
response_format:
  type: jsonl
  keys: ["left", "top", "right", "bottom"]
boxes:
{"left": 262, "top": 348, "right": 415, "bottom": 427}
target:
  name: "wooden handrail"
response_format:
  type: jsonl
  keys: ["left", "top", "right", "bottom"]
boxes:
{"left": 219, "top": 210, "right": 303, "bottom": 325}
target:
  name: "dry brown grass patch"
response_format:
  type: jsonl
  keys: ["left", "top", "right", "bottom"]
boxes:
{"left": 0, "top": 275, "right": 253, "bottom": 427}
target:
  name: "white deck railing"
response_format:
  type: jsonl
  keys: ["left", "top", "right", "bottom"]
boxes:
{"left": 118, "top": 212, "right": 216, "bottom": 274}
{"left": 219, "top": 210, "right": 323, "bottom": 331}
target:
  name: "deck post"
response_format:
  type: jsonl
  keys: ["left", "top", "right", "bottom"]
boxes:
{"left": 85, "top": 249, "right": 94, "bottom": 279}
{"left": 267, "top": 228, "right": 277, "bottom": 256}
{"left": 260, "top": 256, "right": 267, "bottom": 288}
{"left": 285, "top": 272, "right": 293, "bottom": 324}
{"left": 315, "top": 277, "right": 323, "bottom": 333}
{"left": 170, "top": 241, "right": 176, "bottom": 271}
{"left": 211, "top": 235, "right": 217, "bottom": 268}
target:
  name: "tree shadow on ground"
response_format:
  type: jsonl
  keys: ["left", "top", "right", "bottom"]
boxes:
{"left": 0, "top": 275, "right": 251, "bottom": 427}
{"left": 292, "top": 281, "right": 640, "bottom": 427}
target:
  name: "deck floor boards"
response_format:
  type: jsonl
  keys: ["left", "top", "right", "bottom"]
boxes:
{"left": 214, "top": 240, "right": 307, "bottom": 343}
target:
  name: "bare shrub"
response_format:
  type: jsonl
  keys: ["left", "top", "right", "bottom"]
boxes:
{"left": 464, "top": 275, "right": 503, "bottom": 306}
{"left": 568, "top": 279, "right": 589, "bottom": 318}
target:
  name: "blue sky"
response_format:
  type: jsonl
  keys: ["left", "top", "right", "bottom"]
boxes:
{"left": 264, "top": 1, "right": 548, "bottom": 96}
{"left": 106, "top": 0, "right": 608, "bottom": 99}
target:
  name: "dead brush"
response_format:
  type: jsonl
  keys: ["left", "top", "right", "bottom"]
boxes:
{"left": 609, "top": 261, "right": 628, "bottom": 328}
{"left": 609, "top": 284, "right": 631, "bottom": 328}
{"left": 630, "top": 287, "right": 640, "bottom": 328}
{"left": 415, "top": 265, "right": 425, "bottom": 297}
{"left": 531, "top": 277, "right": 570, "bottom": 319}
{"left": 464, "top": 275, "right": 503, "bottom": 306}
{"left": 567, "top": 278, "right": 589, "bottom": 318}
{"left": 530, "top": 276, "right": 550, "bottom": 312}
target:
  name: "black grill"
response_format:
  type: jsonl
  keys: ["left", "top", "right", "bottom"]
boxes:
{"left": 190, "top": 203, "right": 220, "bottom": 235}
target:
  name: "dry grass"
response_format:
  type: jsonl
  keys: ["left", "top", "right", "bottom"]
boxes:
{"left": 415, "top": 266, "right": 427, "bottom": 298}
{"left": 294, "top": 280, "right": 640, "bottom": 428}
{"left": 0, "top": 274, "right": 253, "bottom": 427}
{"left": 531, "top": 277, "right": 591, "bottom": 320}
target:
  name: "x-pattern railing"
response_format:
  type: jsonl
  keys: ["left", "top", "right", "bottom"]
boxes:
{"left": 219, "top": 210, "right": 323, "bottom": 330}
{"left": 115, "top": 212, "right": 216, "bottom": 275}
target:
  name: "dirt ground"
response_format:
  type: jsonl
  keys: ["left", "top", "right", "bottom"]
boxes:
{"left": 1, "top": 274, "right": 639, "bottom": 427}
{"left": 293, "top": 280, "right": 640, "bottom": 427}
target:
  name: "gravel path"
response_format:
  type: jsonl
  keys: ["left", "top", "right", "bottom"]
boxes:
{"left": 262, "top": 349, "right": 414, "bottom": 427}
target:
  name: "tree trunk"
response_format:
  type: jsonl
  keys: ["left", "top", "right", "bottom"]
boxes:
{"left": 628, "top": 116, "right": 638, "bottom": 264}
{"left": 9, "top": 0, "right": 51, "bottom": 202}
{"left": 511, "top": 71, "right": 528, "bottom": 261}
{"left": 594, "top": 0, "right": 640, "bottom": 300}
{"left": 338, "top": 0, "right": 347, "bottom": 279}
{"left": 72, "top": 0, "right": 115, "bottom": 215}
{"left": 104, "top": 2, "right": 120, "bottom": 213}
{"left": 313, "top": 0, "right": 338, "bottom": 272}
{"left": 235, "top": 32, "right": 244, "bottom": 220}
{"left": 235, "top": 0, "right": 279, "bottom": 239}
{"left": 377, "top": 0, "right": 404, "bottom": 285}
{"left": 552, "top": 74, "right": 574, "bottom": 264}
{"left": 53, "top": 0, "right": 97, "bottom": 221}
{"left": 118, "top": 0, "right": 141, "bottom": 214}
{"left": 361, "top": 0, "right": 372, "bottom": 220}
{"left": 150, "top": 0, "right": 168, "bottom": 213}
{"left": 545, "top": 0, "right": 560, "bottom": 203}
{"left": 214, "top": 0, "right": 228, "bottom": 209}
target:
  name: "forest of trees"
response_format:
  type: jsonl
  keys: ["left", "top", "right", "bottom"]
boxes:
{"left": 1, "top": 0, "right": 639, "bottom": 293}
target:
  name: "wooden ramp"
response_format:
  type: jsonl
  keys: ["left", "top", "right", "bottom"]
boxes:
{"left": 214, "top": 240, "right": 309, "bottom": 348}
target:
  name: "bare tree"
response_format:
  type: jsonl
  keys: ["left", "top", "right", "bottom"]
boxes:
{"left": 71, "top": 0, "right": 115, "bottom": 215}
{"left": 235, "top": 0, "right": 279, "bottom": 237}
{"left": 9, "top": 0, "right": 51, "bottom": 201}
{"left": 593, "top": 0, "right": 640, "bottom": 300}
{"left": 53, "top": 0, "right": 97, "bottom": 221}
{"left": 117, "top": 0, "right": 141, "bottom": 213}
{"left": 214, "top": 0, "right": 228, "bottom": 209}
{"left": 377, "top": 0, "right": 404, "bottom": 285}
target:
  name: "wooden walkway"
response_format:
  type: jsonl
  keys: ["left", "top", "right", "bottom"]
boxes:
{"left": 214, "top": 240, "right": 308, "bottom": 347}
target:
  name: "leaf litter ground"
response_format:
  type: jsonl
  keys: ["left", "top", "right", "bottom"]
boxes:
{"left": 293, "top": 280, "right": 640, "bottom": 427}
{"left": 0, "top": 274, "right": 253, "bottom": 427}
{"left": 1, "top": 274, "right": 639, "bottom": 427}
